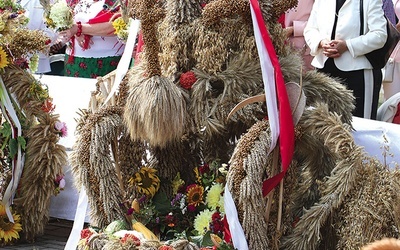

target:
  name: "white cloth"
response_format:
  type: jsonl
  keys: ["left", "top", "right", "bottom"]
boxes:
{"left": 377, "top": 92, "right": 400, "bottom": 122}
{"left": 352, "top": 116, "right": 400, "bottom": 169}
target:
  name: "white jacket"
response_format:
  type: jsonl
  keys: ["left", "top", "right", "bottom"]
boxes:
{"left": 304, "top": 0, "right": 387, "bottom": 71}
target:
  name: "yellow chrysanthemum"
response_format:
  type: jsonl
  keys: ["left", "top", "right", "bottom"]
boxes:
{"left": 186, "top": 184, "right": 204, "bottom": 207}
{"left": 112, "top": 17, "right": 127, "bottom": 34}
{"left": 0, "top": 204, "right": 22, "bottom": 243}
{"left": 0, "top": 47, "right": 9, "bottom": 69}
{"left": 193, "top": 209, "right": 213, "bottom": 235}
{"left": 128, "top": 167, "right": 160, "bottom": 198}
{"left": 206, "top": 183, "right": 223, "bottom": 210}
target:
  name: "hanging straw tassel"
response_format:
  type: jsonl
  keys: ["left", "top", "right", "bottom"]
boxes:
{"left": 123, "top": 0, "right": 187, "bottom": 148}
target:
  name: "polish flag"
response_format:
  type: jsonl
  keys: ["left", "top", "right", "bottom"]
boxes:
{"left": 224, "top": 1, "right": 295, "bottom": 249}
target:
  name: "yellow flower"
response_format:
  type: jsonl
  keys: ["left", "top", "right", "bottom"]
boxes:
{"left": 0, "top": 47, "right": 9, "bottom": 69}
{"left": 171, "top": 172, "right": 185, "bottom": 195}
{"left": 193, "top": 209, "right": 213, "bottom": 235}
{"left": 129, "top": 167, "right": 160, "bottom": 198}
{"left": 0, "top": 204, "right": 22, "bottom": 243}
{"left": 186, "top": 184, "right": 204, "bottom": 207}
{"left": 193, "top": 167, "right": 201, "bottom": 184}
{"left": 206, "top": 183, "right": 223, "bottom": 210}
{"left": 112, "top": 17, "right": 127, "bottom": 34}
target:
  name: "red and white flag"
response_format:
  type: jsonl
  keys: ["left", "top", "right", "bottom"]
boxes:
{"left": 224, "top": 1, "right": 295, "bottom": 249}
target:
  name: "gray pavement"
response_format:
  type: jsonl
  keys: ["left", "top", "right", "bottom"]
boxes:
{"left": 2, "top": 218, "right": 73, "bottom": 250}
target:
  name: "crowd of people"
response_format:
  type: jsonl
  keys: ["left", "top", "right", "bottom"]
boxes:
{"left": 27, "top": 0, "right": 400, "bottom": 122}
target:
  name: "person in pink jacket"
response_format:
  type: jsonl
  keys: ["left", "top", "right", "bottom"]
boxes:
{"left": 284, "top": 0, "right": 315, "bottom": 72}
{"left": 382, "top": 0, "right": 400, "bottom": 100}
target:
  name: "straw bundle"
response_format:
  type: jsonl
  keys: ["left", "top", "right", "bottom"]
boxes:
{"left": 124, "top": 0, "right": 187, "bottom": 148}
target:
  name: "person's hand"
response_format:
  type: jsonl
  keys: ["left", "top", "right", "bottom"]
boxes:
{"left": 327, "top": 40, "right": 348, "bottom": 58}
{"left": 50, "top": 41, "right": 64, "bottom": 55}
{"left": 76, "top": 35, "right": 94, "bottom": 50}
{"left": 59, "top": 24, "right": 78, "bottom": 42}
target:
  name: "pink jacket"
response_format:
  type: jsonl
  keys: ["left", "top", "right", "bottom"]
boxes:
{"left": 285, "top": 0, "right": 314, "bottom": 48}
{"left": 285, "top": 0, "right": 314, "bottom": 70}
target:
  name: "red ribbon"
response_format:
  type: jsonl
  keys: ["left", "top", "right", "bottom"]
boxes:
{"left": 249, "top": 0, "right": 295, "bottom": 197}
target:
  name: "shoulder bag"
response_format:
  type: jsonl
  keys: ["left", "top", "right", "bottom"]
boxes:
{"left": 360, "top": 0, "right": 400, "bottom": 69}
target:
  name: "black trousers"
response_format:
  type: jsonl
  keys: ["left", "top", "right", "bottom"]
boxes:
{"left": 319, "top": 58, "right": 381, "bottom": 120}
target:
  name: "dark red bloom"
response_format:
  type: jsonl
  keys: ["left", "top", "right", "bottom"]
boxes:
{"left": 74, "top": 71, "right": 80, "bottom": 77}
{"left": 179, "top": 71, "right": 197, "bottom": 90}
{"left": 187, "top": 204, "right": 197, "bottom": 212}
{"left": 110, "top": 60, "right": 118, "bottom": 66}
{"left": 45, "top": 39, "right": 52, "bottom": 45}
{"left": 199, "top": 164, "right": 210, "bottom": 175}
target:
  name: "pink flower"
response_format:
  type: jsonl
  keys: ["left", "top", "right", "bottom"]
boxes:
{"left": 59, "top": 178, "right": 66, "bottom": 189}
{"left": 55, "top": 121, "right": 68, "bottom": 137}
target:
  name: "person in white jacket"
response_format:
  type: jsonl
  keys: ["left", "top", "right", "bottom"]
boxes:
{"left": 304, "top": 0, "right": 387, "bottom": 120}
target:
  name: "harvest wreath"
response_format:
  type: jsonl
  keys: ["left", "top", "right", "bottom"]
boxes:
{"left": 0, "top": 0, "right": 67, "bottom": 246}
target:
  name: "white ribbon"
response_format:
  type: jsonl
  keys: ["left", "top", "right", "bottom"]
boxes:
{"left": 0, "top": 77, "right": 23, "bottom": 223}
{"left": 224, "top": 186, "right": 249, "bottom": 250}
{"left": 64, "top": 185, "right": 89, "bottom": 250}
{"left": 250, "top": 3, "right": 279, "bottom": 154}
{"left": 101, "top": 19, "right": 141, "bottom": 107}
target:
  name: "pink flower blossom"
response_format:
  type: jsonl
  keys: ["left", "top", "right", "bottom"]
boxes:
{"left": 55, "top": 121, "right": 68, "bottom": 137}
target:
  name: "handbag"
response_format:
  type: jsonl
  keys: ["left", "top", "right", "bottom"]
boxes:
{"left": 360, "top": 0, "right": 400, "bottom": 69}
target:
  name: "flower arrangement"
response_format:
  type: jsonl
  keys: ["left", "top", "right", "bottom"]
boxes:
{"left": 75, "top": 161, "right": 235, "bottom": 249}
{"left": 127, "top": 161, "right": 234, "bottom": 248}
{"left": 112, "top": 16, "right": 129, "bottom": 43}
{"left": 44, "top": 0, "right": 73, "bottom": 31}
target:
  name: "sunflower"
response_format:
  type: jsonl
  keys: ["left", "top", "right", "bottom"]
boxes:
{"left": 186, "top": 184, "right": 204, "bottom": 207}
{"left": 0, "top": 47, "right": 9, "bottom": 70}
{"left": 0, "top": 204, "right": 22, "bottom": 243}
{"left": 129, "top": 167, "right": 160, "bottom": 198}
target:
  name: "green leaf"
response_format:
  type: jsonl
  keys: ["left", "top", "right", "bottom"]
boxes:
{"left": 17, "top": 136, "right": 26, "bottom": 150}
{"left": 9, "top": 138, "right": 18, "bottom": 159}
{"left": 153, "top": 191, "right": 173, "bottom": 214}
{"left": 0, "top": 122, "right": 11, "bottom": 137}
{"left": 201, "top": 231, "right": 214, "bottom": 247}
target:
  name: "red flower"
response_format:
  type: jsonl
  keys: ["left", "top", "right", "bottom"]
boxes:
{"left": 79, "top": 62, "right": 87, "bottom": 69}
{"left": 120, "top": 233, "right": 140, "bottom": 245}
{"left": 74, "top": 71, "right": 80, "bottom": 77}
{"left": 110, "top": 60, "right": 118, "bottom": 66}
{"left": 41, "top": 98, "right": 56, "bottom": 113}
{"left": 90, "top": 73, "right": 98, "bottom": 79}
{"left": 159, "top": 246, "right": 174, "bottom": 250}
{"left": 97, "top": 60, "right": 103, "bottom": 68}
{"left": 179, "top": 71, "right": 197, "bottom": 90}
{"left": 187, "top": 204, "right": 196, "bottom": 212}
{"left": 80, "top": 228, "right": 94, "bottom": 239}
{"left": 45, "top": 39, "right": 52, "bottom": 45}
{"left": 199, "top": 164, "right": 210, "bottom": 175}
